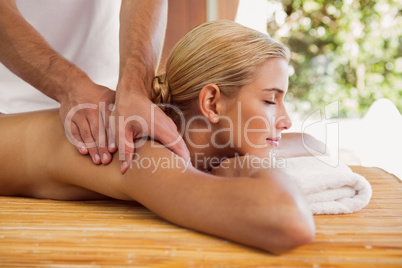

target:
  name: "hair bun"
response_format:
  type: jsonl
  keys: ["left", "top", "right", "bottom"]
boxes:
{"left": 152, "top": 74, "right": 171, "bottom": 105}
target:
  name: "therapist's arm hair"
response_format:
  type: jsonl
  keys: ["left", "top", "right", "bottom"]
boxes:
{"left": 0, "top": 111, "right": 315, "bottom": 255}
{"left": 117, "top": 0, "right": 167, "bottom": 96}
{"left": 0, "top": 0, "right": 116, "bottom": 165}
{"left": 0, "top": 0, "right": 91, "bottom": 102}
{"left": 112, "top": 0, "right": 190, "bottom": 174}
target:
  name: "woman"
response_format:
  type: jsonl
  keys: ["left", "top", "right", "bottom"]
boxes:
{"left": 0, "top": 21, "right": 316, "bottom": 254}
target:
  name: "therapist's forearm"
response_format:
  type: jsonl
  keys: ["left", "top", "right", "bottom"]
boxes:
{"left": 0, "top": 0, "right": 92, "bottom": 103}
{"left": 118, "top": 0, "right": 167, "bottom": 97}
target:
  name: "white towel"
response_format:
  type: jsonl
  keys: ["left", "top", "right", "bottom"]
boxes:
{"left": 281, "top": 156, "right": 372, "bottom": 215}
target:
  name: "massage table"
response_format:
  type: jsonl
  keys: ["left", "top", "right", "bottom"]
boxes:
{"left": 0, "top": 166, "right": 401, "bottom": 267}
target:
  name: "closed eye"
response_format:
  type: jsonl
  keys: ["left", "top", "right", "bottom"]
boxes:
{"left": 265, "top": 100, "right": 276, "bottom": 105}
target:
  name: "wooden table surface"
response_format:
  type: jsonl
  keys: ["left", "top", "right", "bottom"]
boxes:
{"left": 1, "top": 166, "right": 401, "bottom": 267}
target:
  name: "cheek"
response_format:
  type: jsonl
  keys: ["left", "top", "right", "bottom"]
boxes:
{"left": 265, "top": 104, "right": 277, "bottom": 119}
{"left": 241, "top": 105, "right": 275, "bottom": 133}
{"left": 237, "top": 107, "right": 270, "bottom": 151}
{"left": 225, "top": 103, "right": 276, "bottom": 155}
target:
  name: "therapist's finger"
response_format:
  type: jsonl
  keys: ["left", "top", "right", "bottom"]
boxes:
{"left": 74, "top": 116, "right": 101, "bottom": 165}
{"left": 70, "top": 122, "right": 89, "bottom": 155}
{"left": 119, "top": 129, "right": 135, "bottom": 174}
{"left": 104, "top": 108, "right": 117, "bottom": 154}
{"left": 89, "top": 111, "right": 112, "bottom": 165}
{"left": 153, "top": 110, "right": 190, "bottom": 162}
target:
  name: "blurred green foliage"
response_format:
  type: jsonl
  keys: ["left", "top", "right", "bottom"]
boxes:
{"left": 267, "top": 0, "right": 402, "bottom": 117}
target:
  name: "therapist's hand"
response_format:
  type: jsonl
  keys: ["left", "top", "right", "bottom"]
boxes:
{"left": 111, "top": 91, "right": 190, "bottom": 174}
{"left": 60, "top": 81, "right": 117, "bottom": 165}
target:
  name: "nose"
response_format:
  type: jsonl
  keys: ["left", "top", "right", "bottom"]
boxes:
{"left": 276, "top": 107, "right": 292, "bottom": 131}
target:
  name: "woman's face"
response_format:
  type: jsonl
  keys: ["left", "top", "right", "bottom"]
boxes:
{"left": 219, "top": 57, "right": 292, "bottom": 158}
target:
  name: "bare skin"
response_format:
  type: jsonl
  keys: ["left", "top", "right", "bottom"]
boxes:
{"left": 0, "top": 109, "right": 315, "bottom": 255}
{"left": 0, "top": 58, "right": 324, "bottom": 254}
{"left": 0, "top": 0, "right": 189, "bottom": 172}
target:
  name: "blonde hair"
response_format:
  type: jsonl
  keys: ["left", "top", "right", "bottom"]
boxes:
{"left": 152, "top": 20, "right": 290, "bottom": 123}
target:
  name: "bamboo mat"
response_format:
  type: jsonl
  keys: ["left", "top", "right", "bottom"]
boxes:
{"left": 0, "top": 166, "right": 401, "bottom": 267}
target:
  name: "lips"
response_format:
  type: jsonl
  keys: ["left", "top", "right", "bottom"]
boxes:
{"left": 266, "top": 137, "right": 280, "bottom": 147}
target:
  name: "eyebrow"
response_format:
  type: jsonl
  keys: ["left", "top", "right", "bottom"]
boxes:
{"left": 262, "top": 88, "right": 284, "bottom": 94}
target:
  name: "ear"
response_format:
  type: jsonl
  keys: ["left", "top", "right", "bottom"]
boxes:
{"left": 198, "top": 83, "right": 224, "bottom": 123}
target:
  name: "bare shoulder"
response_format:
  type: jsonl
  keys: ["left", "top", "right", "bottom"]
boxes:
{"left": 129, "top": 139, "right": 191, "bottom": 173}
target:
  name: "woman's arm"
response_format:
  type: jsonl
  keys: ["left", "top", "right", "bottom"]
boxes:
{"left": 0, "top": 111, "right": 314, "bottom": 254}
{"left": 115, "top": 144, "right": 315, "bottom": 254}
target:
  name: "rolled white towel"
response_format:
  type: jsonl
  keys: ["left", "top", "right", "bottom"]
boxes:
{"left": 282, "top": 156, "right": 372, "bottom": 215}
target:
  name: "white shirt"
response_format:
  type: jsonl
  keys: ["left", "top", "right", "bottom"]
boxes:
{"left": 0, "top": 0, "right": 120, "bottom": 114}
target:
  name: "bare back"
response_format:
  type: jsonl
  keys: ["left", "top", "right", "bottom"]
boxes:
{"left": 0, "top": 109, "right": 315, "bottom": 253}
